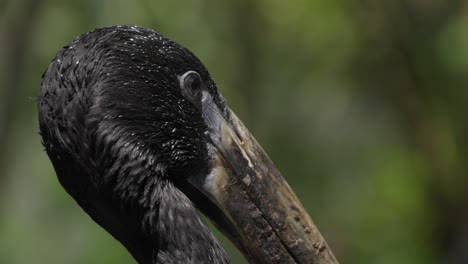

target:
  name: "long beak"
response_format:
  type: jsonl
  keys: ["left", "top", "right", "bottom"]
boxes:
{"left": 188, "top": 92, "right": 338, "bottom": 264}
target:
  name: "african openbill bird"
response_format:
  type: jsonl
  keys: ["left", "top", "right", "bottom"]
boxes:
{"left": 38, "top": 26, "right": 338, "bottom": 264}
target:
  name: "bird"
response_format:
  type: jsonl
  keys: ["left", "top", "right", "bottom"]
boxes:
{"left": 38, "top": 25, "right": 337, "bottom": 264}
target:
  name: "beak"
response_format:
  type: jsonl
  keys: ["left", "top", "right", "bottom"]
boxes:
{"left": 187, "top": 92, "right": 338, "bottom": 264}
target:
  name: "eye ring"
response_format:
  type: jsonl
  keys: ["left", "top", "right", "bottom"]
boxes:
{"left": 180, "top": 71, "right": 203, "bottom": 100}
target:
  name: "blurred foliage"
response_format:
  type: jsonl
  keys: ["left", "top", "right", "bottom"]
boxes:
{"left": 0, "top": 0, "right": 467, "bottom": 263}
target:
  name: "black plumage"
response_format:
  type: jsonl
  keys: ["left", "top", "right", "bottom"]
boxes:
{"left": 39, "top": 26, "right": 229, "bottom": 264}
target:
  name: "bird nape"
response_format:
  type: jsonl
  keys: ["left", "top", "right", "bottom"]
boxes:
{"left": 38, "top": 26, "right": 338, "bottom": 264}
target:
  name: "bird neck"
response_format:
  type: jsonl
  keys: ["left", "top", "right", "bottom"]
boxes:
{"left": 112, "top": 177, "right": 230, "bottom": 264}
{"left": 155, "top": 181, "right": 230, "bottom": 263}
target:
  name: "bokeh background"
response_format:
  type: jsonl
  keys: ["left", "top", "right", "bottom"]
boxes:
{"left": 1, "top": 0, "right": 467, "bottom": 263}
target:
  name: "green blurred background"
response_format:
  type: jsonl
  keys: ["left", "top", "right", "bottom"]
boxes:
{"left": 1, "top": 0, "right": 467, "bottom": 263}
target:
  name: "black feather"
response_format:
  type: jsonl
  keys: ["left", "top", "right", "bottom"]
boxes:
{"left": 38, "top": 25, "right": 230, "bottom": 264}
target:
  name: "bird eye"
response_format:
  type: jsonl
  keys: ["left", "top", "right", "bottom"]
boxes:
{"left": 180, "top": 71, "right": 202, "bottom": 100}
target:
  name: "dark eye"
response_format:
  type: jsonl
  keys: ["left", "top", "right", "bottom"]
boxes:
{"left": 180, "top": 71, "right": 202, "bottom": 99}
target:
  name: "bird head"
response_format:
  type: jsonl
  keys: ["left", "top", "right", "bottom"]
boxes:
{"left": 39, "top": 26, "right": 335, "bottom": 264}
